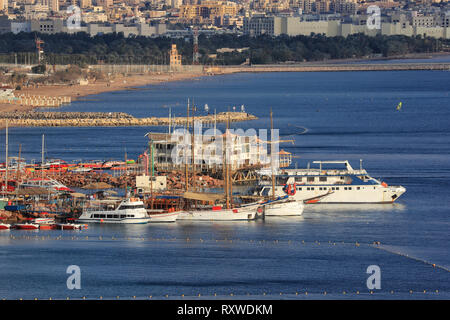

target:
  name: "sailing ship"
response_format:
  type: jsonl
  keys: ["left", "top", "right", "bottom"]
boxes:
{"left": 176, "top": 100, "right": 258, "bottom": 221}
{"left": 257, "top": 109, "right": 304, "bottom": 217}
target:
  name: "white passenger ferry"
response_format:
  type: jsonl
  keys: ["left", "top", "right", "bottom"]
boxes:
{"left": 255, "top": 161, "right": 406, "bottom": 204}
{"left": 78, "top": 198, "right": 151, "bottom": 224}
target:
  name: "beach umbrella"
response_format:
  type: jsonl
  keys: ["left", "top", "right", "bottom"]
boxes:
{"left": 104, "top": 190, "right": 118, "bottom": 195}
{"left": 70, "top": 192, "right": 86, "bottom": 198}
{"left": 81, "top": 182, "right": 113, "bottom": 190}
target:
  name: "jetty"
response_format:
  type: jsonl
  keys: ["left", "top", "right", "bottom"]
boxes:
{"left": 225, "top": 62, "right": 450, "bottom": 73}
{"left": 0, "top": 111, "right": 257, "bottom": 127}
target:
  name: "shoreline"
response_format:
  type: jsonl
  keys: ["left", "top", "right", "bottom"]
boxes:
{"left": 0, "top": 72, "right": 206, "bottom": 114}
{"left": 1, "top": 55, "right": 449, "bottom": 127}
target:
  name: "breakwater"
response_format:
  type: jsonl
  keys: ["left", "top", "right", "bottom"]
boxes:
{"left": 225, "top": 62, "right": 450, "bottom": 73}
{"left": 0, "top": 111, "right": 257, "bottom": 127}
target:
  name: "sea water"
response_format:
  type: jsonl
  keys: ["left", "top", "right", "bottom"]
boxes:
{"left": 0, "top": 69, "right": 449, "bottom": 299}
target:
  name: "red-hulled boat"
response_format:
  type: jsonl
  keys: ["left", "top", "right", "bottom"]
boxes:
{"left": 0, "top": 218, "right": 11, "bottom": 230}
{"left": 15, "top": 219, "right": 39, "bottom": 230}
{"left": 56, "top": 218, "right": 88, "bottom": 230}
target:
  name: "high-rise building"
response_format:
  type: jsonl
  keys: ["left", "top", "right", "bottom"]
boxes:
{"left": 0, "top": 0, "right": 7, "bottom": 12}
{"left": 171, "top": 0, "right": 183, "bottom": 9}
{"left": 169, "top": 44, "right": 182, "bottom": 69}
{"left": 98, "top": 0, "right": 113, "bottom": 8}
{"left": 49, "top": 0, "right": 59, "bottom": 12}
{"left": 80, "top": 0, "right": 92, "bottom": 8}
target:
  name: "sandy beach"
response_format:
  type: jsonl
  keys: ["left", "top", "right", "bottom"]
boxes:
{"left": 0, "top": 71, "right": 210, "bottom": 114}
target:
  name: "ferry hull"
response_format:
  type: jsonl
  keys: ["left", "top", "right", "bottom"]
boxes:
{"left": 270, "top": 186, "right": 406, "bottom": 204}
{"left": 77, "top": 218, "right": 151, "bottom": 224}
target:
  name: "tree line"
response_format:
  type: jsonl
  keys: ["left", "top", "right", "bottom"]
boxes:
{"left": 0, "top": 32, "right": 447, "bottom": 65}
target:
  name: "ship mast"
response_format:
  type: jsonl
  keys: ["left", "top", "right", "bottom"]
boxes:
{"left": 224, "top": 116, "right": 229, "bottom": 209}
{"left": 150, "top": 140, "right": 154, "bottom": 209}
{"left": 185, "top": 99, "right": 190, "bottom": 192}
{"left": 270, "top": 109, "right": 275, "bottom": 200}
{"left": 41, "top": 134, "right": 44, "bottom": 187}
{"left": 4, "top": 121, "right": 8, "bottom": 196}
{"left": 228, "top": 113, "right": 233, "bottom": 208}
{"left": 191, "top": 99, "right": 195, "bottom": 192}
{"left": 16, "top": 144, "right": 21, "bottom": 196}
{"left": 124, "top": 151, "right": 128, "bottom": 197}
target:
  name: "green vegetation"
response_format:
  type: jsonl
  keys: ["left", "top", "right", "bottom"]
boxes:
{"left": 0, "top": 32, "right": 447, "bottom": 65}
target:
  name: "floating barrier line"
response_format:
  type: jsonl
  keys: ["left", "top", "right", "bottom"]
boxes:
{"left": 372, "top": 245, "right": 450, "bottom": 273}
{"left": 5, "top": 234, "right": 380, "bottom": 247}
{"left": 4, "top": 289, "right": 441, "bottom": 300}
{"left": 4, "top": 234, "right": 449, "bottom": 274}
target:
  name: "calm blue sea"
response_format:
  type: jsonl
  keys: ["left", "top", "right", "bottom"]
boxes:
{"left": 0, "top": 69, "right": 449, "bottom": 300}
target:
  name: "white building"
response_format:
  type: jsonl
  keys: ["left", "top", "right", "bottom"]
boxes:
{"left": 11, "top": 20, "right": 31, "bottom": 33}
{"left": 243, "top": 15, "right": 450, "bottom": 39}
{"left": 147, "top": 130, "right": 271, "bottom": 171}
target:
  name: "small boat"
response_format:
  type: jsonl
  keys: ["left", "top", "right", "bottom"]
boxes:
{"left": 0, "top": 218, "right": 11, "bottom": 230}
{"left": 56, "top": 218, "right": 88, "bottom": 230}
{"left": 147, "top": 209, "right": 179, "bottom": 223}
{"left": 15, "top": 219, "right": 39, "bottom": 230}
{"left": 38, "top": 224, "right": 56, "bottom": 230}
{"left": 177, "top": 204, "right": 258, "bottom": 221}
{"left": 261, "top": 196, "right": 304, "bottom": 216}
{"left": 56, "top": 223, "right": 82, "bottom": 230}
{"left": 69, "top": 167, "right": 92, "bottom": 173}
{"left": 20, "top": 178, "right": 73, "bottom": 193}
{"left": 33, "top": 217, "right": 55, "bottom": 224}
{"left": 78, "top": 198, "right": 151, "bottom": 224}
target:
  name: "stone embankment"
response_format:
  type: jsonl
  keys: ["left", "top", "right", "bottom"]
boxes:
{"left": 226, "top": 63, "right": 450, "bottom": 73}
{"left": 0, "top": 111, "right": 257, "bottom": 127}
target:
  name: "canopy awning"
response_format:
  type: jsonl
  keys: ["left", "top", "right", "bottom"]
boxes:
{"left": 183, "top": 191, "right": 224, "bottom": 202}
{"left": 82, "top": 182, "right": 113, "bottom": 190}
{"left": 70, "top": 192, "right": 86, "bottom": 198}
{"left": 15, "top": 187, "right": 51, "bottom": 195}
